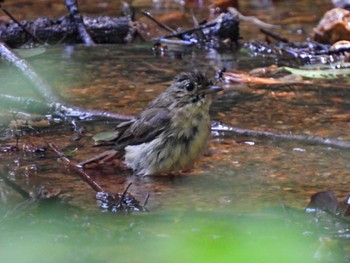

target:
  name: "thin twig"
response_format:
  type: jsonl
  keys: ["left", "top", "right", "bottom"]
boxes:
{"left": 190, "top": 10, "right": 208, "bottom": 41}
{"left": 117, "top": 182, "right": 133, "bottom": 207}
{"left": 260, "top": 28, "right": 289, "bottom": 43}
{"left": 143, "top": 193, "right": 150, "bottom": 207}
{"left": 47, "top": 143, "right": 104, "bottom": 192}
{"left": 0, "top": 5, "right": 45, "bottom": 44}
{"left": 141, "top": 10, "right": 176, "bottom": 33}
{"left": 157, "top": 21, "right": 217, "bottom": 39}
{"left": 190, "top": 10, "right": 199, "bottom": 27}
{"left": 65, "top": 0, "right": 95, "bottom": 45}
{"left": 211, "top": 122, "right": 350, "bottom": 150}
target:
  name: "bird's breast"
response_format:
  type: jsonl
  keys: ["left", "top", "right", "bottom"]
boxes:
{"left": 124, "top": 97, "right": 212, "bottom": 176}
{"left": 170, "top": 96, "right": 211, "bottom": 132}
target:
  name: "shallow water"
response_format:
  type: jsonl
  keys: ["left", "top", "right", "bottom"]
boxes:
{"left": 0, "top": 0, "right": 350, "bottom": 262}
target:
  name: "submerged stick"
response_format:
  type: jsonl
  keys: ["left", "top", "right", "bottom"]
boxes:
{"left": 0, "top": 40, "right": 61, "bottom": 103}
{"left": 0, "top": 93, "right": 133, "bottom": 123}
{"left": 48, "top": 143, "right": 104, "bottom": 192}
{"left": 143, "top": 193, "right": 150, "bottom": 207}
{"left": 0, "top": 94, "right": 54, "bottom": 114}
{"left": 211, "top": 122, "right": 350, "bottom": 150}
{"left": 48, "top": 143, "right": 146, "bottom": 212}
{"left": 0, "top": 41, "right": 133, "bottom": 123}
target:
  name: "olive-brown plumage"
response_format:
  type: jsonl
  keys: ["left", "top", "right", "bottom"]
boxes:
{"left": 82, "top": 71, "right": 222, "bottom": 176}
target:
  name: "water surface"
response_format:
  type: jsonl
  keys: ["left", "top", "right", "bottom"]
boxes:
{"left": 0, "top": 0, "right": 349, "bottom": 262}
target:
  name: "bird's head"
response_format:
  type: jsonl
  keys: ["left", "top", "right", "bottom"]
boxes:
{"left": 146, "top": 71, "right": 222, "bottom": 110}
{"left": 165, "top": 71, "right": 222, "bottom": 108}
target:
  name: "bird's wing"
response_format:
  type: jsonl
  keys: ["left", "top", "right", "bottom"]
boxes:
{"left": 115, "top": 107, "right": 171, "bottom": 147}
{"left": 92, "top": 119, "right": 135, "bottom": 145}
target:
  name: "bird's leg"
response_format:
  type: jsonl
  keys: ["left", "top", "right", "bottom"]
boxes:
{"left": 77, "top": 149, "right": 118, "bottom": 168}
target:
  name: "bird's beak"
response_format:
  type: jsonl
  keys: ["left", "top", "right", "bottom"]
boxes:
{"left": 205, "top": 85, "right": 223, "bottom": 94}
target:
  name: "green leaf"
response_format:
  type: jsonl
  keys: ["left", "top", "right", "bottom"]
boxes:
{"left": 92, "top": 131, "right": 119, "bottom": 143}
{"left": 300, "top": 62, "right": 350, "bottom": 70}
{"left": 282, "top": 66, "right": 350, "bottom": 79}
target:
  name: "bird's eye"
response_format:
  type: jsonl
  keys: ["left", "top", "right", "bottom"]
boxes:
{"left": 185, "top": 82, "right": 195, "bottom": 91}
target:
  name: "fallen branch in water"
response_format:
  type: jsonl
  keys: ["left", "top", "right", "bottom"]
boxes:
{"left": 48, "top": 143, "right": 104, "bottom": 192}
{"left": 0, "top": 40, "right": 61, "bottom": 103}
{"left": 212, "top": 122, "right": 350, "bottom": 150}
{"left": 0, "top": 14, "right": 134, "bottom": 47}
{"left": 0, "top": 42, "right": 133, "bottom": 123}
{"left": 47, "top": 143, "right": 147, "bottom": 212}
{"left": 0, "top": 94, "right": 133, "bottom": 122}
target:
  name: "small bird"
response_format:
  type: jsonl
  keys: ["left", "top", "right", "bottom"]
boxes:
{"left": 79, "top": 70, "right": 222, "bottom": 176}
